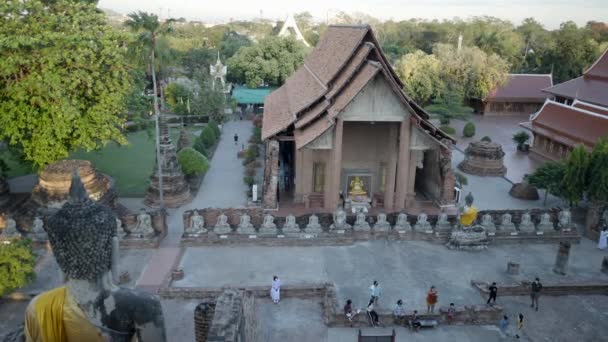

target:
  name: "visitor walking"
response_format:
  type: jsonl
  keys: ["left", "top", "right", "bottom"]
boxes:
{"left": 426, "top": 286, "right": 438, "bottom": 313}
{"left": 598, "top": 226, "right": 608, "bottom": 250}
{"left": 530, "top": 277, "right": 542, "bottom": 311}
{"left": 515, "top": 313, "right": 524, "bottom": 339}
{"left": 234, "top": 133, "right": 238, "bottom": 145}
{"left": 487, "top": 282, "right": 498, "bottom": 305}
{"left": 369, "top": 280, "right": 382, "bottom": 305}
{"left": 270, "top": 275, "right": 281, "bottom": 304}
{"left": 393, "top": 300, "right": 406, "bottom": 325}
{"left": 499, "top": 315, "right": 510, "bottom": 337}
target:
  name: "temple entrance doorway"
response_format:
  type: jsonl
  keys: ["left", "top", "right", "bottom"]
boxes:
{"left": 278, "top": 140, "right": 295, "bottom": 202}
{"left": 414, "top": 149, "right": 441, "bottom": 202}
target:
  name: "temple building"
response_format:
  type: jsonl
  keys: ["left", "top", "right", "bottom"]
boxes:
{"left": 521, "top": 100, "right": 608, "bottom": 161}
{"left": 543, "top": 48, "right": 608, "bottom": 107}
{"left": 261, "top": 25, "right": 455, "bottom": 212}
{"left": 521, "top": 48, "right": 608, "bottom": 161}
{"left": 473, "top": 74, "right": 552, "bottom": 115}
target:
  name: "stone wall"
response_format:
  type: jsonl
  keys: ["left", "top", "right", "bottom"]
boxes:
{"left": 472, "top": 280, "right": 608, "bottom": 296}
{"left": 206, "top": 290, "right": 244, "bottom": 342}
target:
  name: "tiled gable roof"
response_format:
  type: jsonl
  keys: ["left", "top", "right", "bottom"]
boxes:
{"left": 262, "top": 25, "right": 451, "bottom": 147}
{"left": 485, "top": 74, "right": 552, "bottom": 102}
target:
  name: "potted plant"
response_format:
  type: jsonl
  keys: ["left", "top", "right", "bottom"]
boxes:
{"left": 513, "top": 131, "right": 531, "bottom": 152}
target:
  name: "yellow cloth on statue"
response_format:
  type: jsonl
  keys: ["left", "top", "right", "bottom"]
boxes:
{"left": 460, "top": 206, "right": 478, "bottom": 227}
{"left": 25, "top": 286, "right": 104, "bottom": 342}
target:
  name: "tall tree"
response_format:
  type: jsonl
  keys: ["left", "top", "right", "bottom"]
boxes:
{"left": 562, "top": 145, "right": 589, "bottom": 205}
{"left": 547, "top": 21, "right": 599, "bottom": 82}
{"left": 125, "top": 12, "right": 173, "bottom": 208}
{"left": 0, "top": 0, "right": 132, "bottom": 168}
{"left": 395, "top": 50, "right": 443, "bottom": 105}
{"left": 525, "top": 161, "right": 566, "bottom": 205}
{"left": 585, "top": 140, "right": 608, "bottom": 233}
{"left": 0, "top": 238, "right": 36, "bottom": 297}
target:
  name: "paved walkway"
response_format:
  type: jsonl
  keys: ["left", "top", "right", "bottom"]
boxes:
{"left": 136, "top": 120, "right": 253, "bottom": 290}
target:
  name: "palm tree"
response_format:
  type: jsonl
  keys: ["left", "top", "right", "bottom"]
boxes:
{"left": 125, "top": 12, "right": 173, "bottom": 208}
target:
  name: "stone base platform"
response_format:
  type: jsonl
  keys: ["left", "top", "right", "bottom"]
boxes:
{"left": 120, "top": 235, "right": 163, "bottom": 249}
{"left": 181, "top": 229, "right": 580, "bottom": 247}
{"left": 472, "top": 280, "right": 608, "bottom": 297}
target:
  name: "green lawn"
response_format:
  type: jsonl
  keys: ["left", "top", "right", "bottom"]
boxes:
{"left": 1, "top": 127, "right": 200, "bottom": 197}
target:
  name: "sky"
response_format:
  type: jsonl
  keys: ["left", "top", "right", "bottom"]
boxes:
{"left": 98, "top": 0, "right": 608, "bottom": 29}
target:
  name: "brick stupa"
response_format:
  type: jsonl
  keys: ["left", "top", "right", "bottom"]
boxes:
{"left": 144, "top": 115, "right": 190, "bottom": 208}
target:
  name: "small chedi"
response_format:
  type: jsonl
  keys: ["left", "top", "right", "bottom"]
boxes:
{"left": 31, "top": 160, "right": 116, "bottom": 209}
{"left": 447, "top": 192, "right": 488, "bottom": 250}
{"left": 22, "top": 170, "right": 166, "bottom": 341}
{"left": 458, "top": 140, "right": 507, "bottom": 177}
{"left": 145, "top": 115, "right": 190, "bottom": 208}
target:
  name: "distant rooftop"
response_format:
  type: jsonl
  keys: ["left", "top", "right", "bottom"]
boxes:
{"left": 484, "top": 74, "right": 552, "bottom": 102}
{"left": 231, "top": 85, "right": 275, "bottom": 105}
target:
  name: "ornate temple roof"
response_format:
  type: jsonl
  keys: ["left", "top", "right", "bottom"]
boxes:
{"left": 484, "top": 74, "right": 552, "bottom": 102}
{"left": 543, "top": 47, "right": 608, "bottom": 107}
{"left": 262, "top": 25, "right": 453, "bottom": 149}
{"left": 521, "top": 100, "right": 608, "bottom": 148}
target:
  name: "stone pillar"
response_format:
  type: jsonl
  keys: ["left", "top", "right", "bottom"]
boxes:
{"left": 263, "top": 139, "right": 280, "bottom": 209}
{"left": 384, "top": 124, "right": 398, "bottom": 209}
{"left": 553, "top": 241, "right": 571, "bottom": 275}
{"left": 327, "top": 118, "right": 344, "bottom": 210}
{"left": 394, "top": 119, "right": 411, "bottom": 210}
{"left": 601, "top": 256, "right": 608, "bottom": 275}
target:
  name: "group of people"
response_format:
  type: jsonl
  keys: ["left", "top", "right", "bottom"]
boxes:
{"left": 488, "top": 277, "right": 543, "bottom": 339}
{"left": 343, "top": 281, "right": 441, "bottom": 330}
{"left": 339, "top": 277, "right": 544, "bottom": 337}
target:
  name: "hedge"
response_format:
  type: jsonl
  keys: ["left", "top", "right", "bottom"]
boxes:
{"left": 177, "top": 147, "right": 209, "bottom": 176}
{"left": 463, "top": 121, "right": 476, "bottom": 137}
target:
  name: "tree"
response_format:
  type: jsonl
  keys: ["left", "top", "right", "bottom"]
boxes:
{"left": 562, "top": 145, "right": 590, "bottom": 205}
{"left": 126, "top": 11, "right": 173, "bottom": 208}
{"left": 525, "top": 161, "right": 566, "bottom": 205}
{"left": 433, "top": 43, "right": 510, "bottom": 100}
{"left": 512, "top": 131, "right": 531, "bottom": 150}
{"left": 0, "top": 239, "right": 36, "bottom": 297}
{"left": 227, "top": 36, "right": 307, "bottom": 88}
{"left": 0, "top": 0, "right": 133, "bottom": 169}
{"left": 462, "top": 122, "right": 476, "bottom": 137}
{"left": 219, "top": 32, "right": 252, "bottom": 60}
{"left": 547, "top": 21, "right": 600, "bottom": 83}
{"left": 395, "top": 51, "right": 443, "bottom": 105}
{"left": 177, "top": 147, "right": 209, "bottom": 176}
{"left": 585, "top": 139, "right": 608, "bottom": 234}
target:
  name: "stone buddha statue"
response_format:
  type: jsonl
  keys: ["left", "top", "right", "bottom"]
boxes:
{"left": 557, "top": 209, "right": 573, "bottom": 231}
{"left": 330, "top": 209, "right": 351, "bottom": 230}
{"left": 498, "top": 212, "right": 516, "bottom": 232}
{"left": 132, "top": 209, "right": 155, "bottom": 238}
{"left": 259, "top": 214, "right": 278, "bottom": 235}
{"left": 394, "top": 213, "right": 412, "bottom": 232}
{"left": 282, "top": 214, "right": 301, "bottom": 234}
{"left": 459, "top": 192, "right": 478, "bottom": 227}
{"left": 353, "top": 212, "right": 370, "bottom": 231}
{"left": 348, "top": 176, "right": 367, "bottom": 198}
{"left": 24, "top": 170, "right": 166, "bottom": 341}
{"left": 1, "top": 215, "right": 20, "bottom": 240}
{"left": 186, "top": 211, "right": 207, "bottom": 236}
{"left": 31, "top": 216, "right": 48, "bottom": 241}
{"left": 304, "top": 214, "right": 323, "bottom": 234}
{"left": 373, "top": 213, "right": 391, "bottom": 232}
{"left": 414, "top": 212, "right": 432, "bottom": 232}
{"left": 518, "top": 211, "right": 535, "bottom": 233}
{"left": 213, "top": 213, "right": 231, "bottom": 234}
{"left": 537, "top": 212, "right": 555, "bottom": 232}
{"left": 435, "top": 210, "right": 452, "bottom": 232}
{"left": 480, "top": 213, "right": 496, "bottom": 234}
{"left": 236, "top": 213, "right": 256, "bottom": 234}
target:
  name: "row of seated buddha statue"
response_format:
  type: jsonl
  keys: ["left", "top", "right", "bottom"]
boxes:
{"left": 182, "top": 208, "right": 574, "bottom": 238}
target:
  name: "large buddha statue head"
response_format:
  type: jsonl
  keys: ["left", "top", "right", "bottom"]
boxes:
{"left": 24, "top": 170, "right": 166, "bottom": 342}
